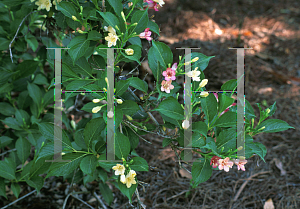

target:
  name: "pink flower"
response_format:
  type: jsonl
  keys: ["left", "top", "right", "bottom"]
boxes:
{"left": 162, "top": 63, "right": 177, "bottom": 81}
{"left": 218, "top": 157, "right": 234, "bottom": 172}
{"left": 161, "top": 80, "right": 174, "bottom": 93}
{"left": 139, "top": 28, "right": 152, "bottom": 41}
{"left": 234, "top": 159, "right": 247, "bottom": 171}
{"left": 143, "top": 0, "right": 164, "bottom": 11}
{"left": 210, "top": 156, "right": 221, "bottom": 168}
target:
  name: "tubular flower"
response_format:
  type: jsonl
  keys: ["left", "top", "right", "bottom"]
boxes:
{"left": 125, "top": 48, "right": 134, "bottom": 55}
{"left": 161, "top": 80, "right": 174, "bottom": 93}
{"left": 199, "top": 79, "right": 208, "bottom": 88}
{"left": 105, "top": 33, "right": 119, "bottom": 47}
{"left": 92, "top": 106, "right": 102, "bottom": 113}
{"left": 104, "top": 26, "right": 116, "bottom": 35}
{"left": 234, "top": 159, "right": 247, "bottom": 171}
{"left": 186, "top": 67, "right": 201, "bottom": 81}
{"left": 112, "top": 164, "right": 125, "bottom": 176}
{"left": 213, "top": 93, "right": 237, "bottom": 116}
{"left": 92, "top": 99, "right": 101, "bottom": 103}
{"left": 200, "top": 92, "right": 209, "bottom": 97}
{"left": 162, "top": 65, "right": 177, "bottom": 81}
{"left": 123, "top": 170, "right": 137, "bottom": 188}
{"left": 210, "top": 156, "right": 221, "bottom": 168}
{"left": 139, "top": 28, "right": 152, "bottom": 41}
{"left": 218, "top": 157, "right": 234, "bottom": 172}
{"left": 35, "top": 0, "right": 52, "bottom": 11}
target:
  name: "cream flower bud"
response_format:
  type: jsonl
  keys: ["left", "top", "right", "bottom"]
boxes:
{"left": 126, "top": 115, "right": 133, "bottom": 121}
{"left": 78, "top": 29, "right": 85, "bottom": 34}
{"left": 199, "top": 79, "right": 208, "bottom": 88}
{"left": 107, "top": 110, "right": 114, "bottom": 118}
{"left": 105, "top": 77, "right": 108, "bottom": 84}
{"left": 266, "top": 108, "right": 270, "bottom": 114}
{"left": 121, "top": 11, "right": 126, "bottom": 21}
{"left": 237, "top": 146, "right": 243, "bottom": 151}
{"left": 72, "top": 16, "right": 77, "bottom": 21}
{"left": 182, "top": 120, "right": 190, "bottom": 129}
{"left": 116, "top": 99, "right": 123, "bottom": 104}
{"left": 125, "top": 48, "right": 134, "bottom": 56}
{"left": 200, "top": 92, "right": 209, "bottom": 97}
{"left": 92, "top": 106, "right": 102, "bottom": 113}
{"left": 192, "top": 57, "right": 199, "bottom": 62}
{"left": 93, "top": 99, "right": 100, "bottom": 103}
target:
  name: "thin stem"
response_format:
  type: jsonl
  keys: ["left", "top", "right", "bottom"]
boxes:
{"left": 1, "top": 190, "right": 36, "bottom": 209}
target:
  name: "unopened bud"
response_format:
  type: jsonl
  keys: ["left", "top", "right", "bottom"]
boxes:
{"left": 181, "top": 104, "right": 184, "bottom": 109}
{"left": 192, "top": 57, "right": 199, "bottom": 62}
{"left": 200, "top": 91, "right": 209, "bottom": 97}
{"left": 237, "top": 146, "right": 243, "bottom": 151}
{"left": 105, "top": 77, "right": 108, "bottom": 84}
{"left": 103, "top": 88, "right": 107, "bottom": 91}
{"left": 78, "top": 29, "right": 85, "bottom": 34}
{"left": 97, "top": 154, "right": 100, "bottom": 158}
{"left": 257, "top": 126, "right": 266, "bottom": 131}
{"left": 162, "top": 126, "right": 166, "bottom": 132}
{"left": 93, "top": 99, "right": 101, "bottom": 103}
{"left": 179, "top": 56, "right": 182, "bottom": 61}
{"left": 121, "top": 11, "right": 126, "bottom": 21}
{"left": 126, "top": 115, "right": 133, "bottom": 121}
{"left": 199, "top": 79, "right": 208, "bottom": 88}
{"left": 266, "top": 108, "right": 270, "bottom": 114}
{"left": 116, "top": 99, "right": 123, "bottom": 104}
{"left": 72, "top": 15, "right": 77, "bottom": 21}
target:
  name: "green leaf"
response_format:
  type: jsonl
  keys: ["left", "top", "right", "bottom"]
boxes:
{"left": 0, "top": 37, "right": 9, "bottom": 50}
{"left": 115, "top": 131, "right": 130, "bottom": 159}
{"left": 0, "top": 136, "right": 13, "bottom": 148}
{"left": 74, "top": 129, "right": 87, "bottom": 150}
{"left": 213, "top": 112, "right": 237, "bottom": 128}
{"left": 162, "top": 138, "right": 173, "bottom": 148}
{"left": 119, "top": 100, "right": 139, "bottom": 115}
{"left": 201, "top": 141, "right": 219, "bottom": 156}
{"left": 37, "top": 123, "right": 72, "bottom": 149}
{"left": 25, "top": 33, "right": 38, "bottom": 52}
{"left": 245, "top": 99, "right": 256, "bottom": 120}
{"left": 15, "top": 109, "right": 30, "bottom": 126}
{"left": 216, "top": 128, "right": 236, "bottom": 152}
{"left": 75, "top": 57, "right": 93, "bottom": 77}
{"left": 130, "top": 9, "right": 148, "bottom": 34}
{"left": 26, "top": 176, "right": 44, "bottom": 193}
{"left": 218, "top": 94, "right": 235, "bottom": 113}
{"left": 33, "top": 73, "right": 49, "bottom": 86}
{"left": 115, "top": 107, "right": 123, "bottom": 128}
{"left": 107, "top": 0, "right": 123, "bottom": 16}
{"left": 57, "top": 1, "right": 78, "bottom": 19}
{"left": 16, "top": 137, "right": 31, "bottom": 164}
{"left": 129, "top": 77, "right": 148, "bottom": 92}
{"left": 46, "top": 153, "right": 86, "bottom": 178}
{"left": 221, "top": 79, "right": 237, "bottom": 91}
{"left": 30, "top": 156, "right": 52, "bottom": 178}
{"left": 192, "top": 121, "right": 208, "bottom": 137}
{"left": 200, "top": 93, "right": 218, "bottom": 124}
{"left": 189, "top": 52, "right": 214, "bottom": 72}
{"left": 98, "top": 12, "right": 120, "bottom": 33}
{"left": 130, "top": 157, "right": 148, "bottom": 171}
{"left": 15, "top": 60, "right": 39, "bottom": 80}
{"left": 191, "top": 132, "right": 205, "bottom": 148}
{"left": 191, "top": 157, "right": 212, "bottom": 187}
{"left": 88, "top": 30, "right": 102, "bottom": 41}
{"left": 0, "top": 102, "right": 15, "bottom": 116}
{"left": 0, "top": 83, "right": 13, "bottom": 94}
{"left": 128, "top": 37, "right": 142, "bottom": 47}
{"left": 147, "top": 21, "right": 160, "bottom": 35}
{"left": 99, "top": 182, "right": 114, "bottom": 205}
{"left": 118, "top": 177, "right": 137, "bottom": 203}
{"left": 0, "top": 160, "right": 16, "bottom": 180}
{"left": 66, "top": 79, "right": 94, "bottom": 91}
{"left": 0, "top": 178, "right": 7, "bottom": 199}
{"left": 2, "top": 117, "right": 22, "bottom": 130}
{"left": 148, "top": 41, "right": 173, "bottom": 81}
{"left": 80, "top": 155, "right": 98, "bottom": 175}
{"left": 27, "top": 82, "right": 42, "bottom": 110}
{"left": 84, "top": 117, "right": 106, "bottom": 149}
{"left": 115, "top": 80, "right": 130, "bottom": 96}
{"left": 154, "top": 97, "right": 184, "bottom": 120}
{"left": 256, "top": 119, "right": 294, "bottom": 133}
{"left": 11, "top": 182, "right": 21, "bottom": 198}
{"left": 68, "top": 36, "right": 90, "bottom": 62}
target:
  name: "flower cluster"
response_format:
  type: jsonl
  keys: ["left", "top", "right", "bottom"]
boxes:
{"left": 31, "top": 0, "right": 62, "bottom": 11}
{"left": 112, "top": 164, "right": 137, "bottom": 188}
{"left": 144, "top": 0, "right": 165, "bottom": 11}
{"left": 160, "top": 63, "right": 177, "bottom": 93}
{"left": 104, "top": 26, "right": 119, "bottom": 47}
{"left": 210, "top": 156, "right": 247, "bottom": 172}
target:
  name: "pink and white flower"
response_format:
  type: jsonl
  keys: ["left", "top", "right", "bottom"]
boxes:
{"left": 139, "top": 28, "right": 152, "bottom": 41}
{"left": 210, "top": 156, "right": 221, "bottom": 168}
{"left": 162, "top": 63, "right": 177, "bottom": 81}
{"left": 234, "top": 159, "right": 247, "bottom": 171}
{"left": 218, "top": 157, "right": 234, "bottom": 172}
{"left": 161, "top": 80, "right": 174, "bottom": 93}
{"left": 143, "top": 0, "right": 165, "bottom": 11}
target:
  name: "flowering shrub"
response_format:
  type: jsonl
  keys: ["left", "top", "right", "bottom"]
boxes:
{"left": 0, "top": 0, "right": 294, "bottom": 206}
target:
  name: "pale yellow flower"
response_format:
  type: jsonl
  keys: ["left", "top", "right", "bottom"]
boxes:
{"left": 92, "top": 99, "right": 101, "bottom": 103}
{"left": 52, "top": 0, "right": 62, "bottom": 9}
{"left": 112, "top": 164, "right": 125, "bottom": 176}
{"left": 125, "top": 48, "right": 134, "bottom": 56}
{"left": 123, "top": 170, "right": 137, "bottom": 188}
{"left": 186, "top": 68, "right": 201, "bottom": 81}
{"left": 35, "top": 0, "right": 52, "bottom": 11}
{"left": 105, "top": 33, "right": 119, "bottom": 47}
{"left": 104, "top": 26, "right": 116, "bottom": 35}
{"left": 107, "top": 110, "right": 114, "bottom": 118}
{"left": 199, "top": 79, "right": 208, "bottom": 88}
{"left": 200, "top": 92, "right": 209, "bottom": 97}
{"left": 120, "top": 174, "right": 126, "bottom": 183}
{"left": 92, "top": 106, "right": 102, "bottom": 113}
